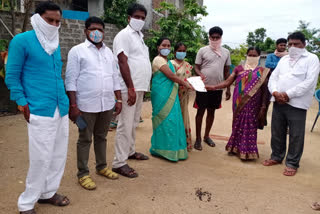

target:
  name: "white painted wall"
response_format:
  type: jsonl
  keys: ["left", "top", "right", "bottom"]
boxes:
{"left": 137, "top": 0, "right": 153, "bottom": 29}
{"left": 88, "top": 0, "right": 104, "bottom": 17}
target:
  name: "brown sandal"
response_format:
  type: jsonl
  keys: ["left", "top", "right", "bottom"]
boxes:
{"left": 112, "top": 164, "right": 138, "bottom": 178}
{"left": 20, "top": 209, "right": 36, "bottom": 214}
{"left": 38, "top": 193, "right": 70, "bottom": 206}
{"left": 128, "top": 152, "right": 149, "bottom": 160}
{"left": 262, "top": 159, "right": 280, "bottom": 166}
{"left": 283, "top": 167, "right": 297, "bottom": 176}
{"left": 311, "top": 202, "right": 320, "bottom": 210}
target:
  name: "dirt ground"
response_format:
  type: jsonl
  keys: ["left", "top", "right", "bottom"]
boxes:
{"left": 1, "top": 91, "right": 320, "bottom": 214}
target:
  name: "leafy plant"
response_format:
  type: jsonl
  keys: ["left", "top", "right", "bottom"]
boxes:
{"left": 103, "top": 0, "right": 136, "bottom": 28}
{"left": 0, "top": 39, "right": 9, "bottom": 52}
{"left": 246, "top": 28, "right": 275, "bottom": 53}
{"left": 145, "top": 0, "right": 208, "bottom": 66}
{"left": 292, "top": 20, "right": 320, "bottom": 58}
{"left": 229, "top": 44, "right": 247, "bottom": 67}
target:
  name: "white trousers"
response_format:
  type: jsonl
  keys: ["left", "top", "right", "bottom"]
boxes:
{"left": 18, "top": 108, "right": 69, "bottom": 211}
{"left": 113, "top": 91, "right": 144, "bottom": 168}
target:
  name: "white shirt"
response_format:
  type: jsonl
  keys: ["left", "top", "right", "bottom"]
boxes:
{"left": 65, "top": 39, "right": 121, "bottom": 113}
{"left": 268, "top": 49, "right": 320, "bottom": 110}
{"left": 113, "top": 25, "right": 152, "bottom": 92}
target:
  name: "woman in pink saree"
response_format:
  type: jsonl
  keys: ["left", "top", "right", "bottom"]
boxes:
{"left": 206, "top": 47, "right": 269, "bottom": 160}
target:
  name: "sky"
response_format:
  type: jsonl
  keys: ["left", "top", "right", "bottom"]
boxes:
{"left": 200, "top": 0, "right": 320, "bottom": 48}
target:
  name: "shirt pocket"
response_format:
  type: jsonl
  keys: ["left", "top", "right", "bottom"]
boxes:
{"left": 291, "top": 64, "right": 307, "bottom": 78}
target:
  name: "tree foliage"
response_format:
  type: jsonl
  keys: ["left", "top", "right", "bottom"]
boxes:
{"left": 293, "top": 20, "right": 320, "bottom": 58}
{"left": 229, "top": 44, "right": 247, "bottom": 66}
{"left": 103, "top": 0, "right": 136, "bottom": 28}
{"left": 246, "top": 28, "right": 275, "bottom": 53}
{"left": 145, "top": 0, "right": 208, "bottom": 66}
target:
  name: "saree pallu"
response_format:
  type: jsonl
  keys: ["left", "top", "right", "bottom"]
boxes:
{"left": 150, "top": 61, "right": 188, "bottom": 161}
{"left": 171, "top": 60, "right": 193, "bottom": 151}
{"left": 226, "top": 66, "right": 269, "bottom": 160}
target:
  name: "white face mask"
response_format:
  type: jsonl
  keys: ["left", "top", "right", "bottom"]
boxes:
{"left": 288, "top": 47, "right": 305, "bottom": 59}
{"left": 30, "top": 13, "right": 60, "bottom": 55}
{"left": 129, "top": 18, "right": 145, "bottom": 31}
{"left": 244, "top": 56, "right": 260, "bottom": 70}
{"left": 288, "top": 47, "right": 305, "bottom": 67}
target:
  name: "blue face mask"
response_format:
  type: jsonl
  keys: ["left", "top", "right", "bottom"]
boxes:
{"left": 160, "top": 48, "right": 171, "bottom": 56}
{"left": 176, "top": 52, "right": 186, "bottom": 60}
{"left": 89, "top": 30, "right": 103, "bottom": 43}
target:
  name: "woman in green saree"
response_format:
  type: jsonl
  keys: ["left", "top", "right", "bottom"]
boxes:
{"left": 150, "top": 37, "right": 193, "bottom": 161}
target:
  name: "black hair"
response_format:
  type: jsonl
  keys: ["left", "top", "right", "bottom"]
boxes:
{"left": 35, "top": 1, "right": 62, "bottom": 15}
{"left": 127, "top": 3, "right": 147, "bottom": 16}
{"left": 287, "top": 31, "right": 306, "bottom": 44}
{"left": 247, "top": 47, "right": 261, "bottom": 55}
{"left": 276, "top": 38, "right": 287, "bottom": 45}
{"left": 85, "top": 16, "right": 105, "bottom": 29}
{"left": 209, "top": 26, "right": 223, "bottom": 36}
{"left": 156, "top": 37, "right": 171, "bottom": 47}
{"left": 174, "top": 42, "right": 187, "bottom": 51}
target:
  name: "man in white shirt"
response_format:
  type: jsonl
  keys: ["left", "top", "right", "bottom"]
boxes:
{"left": 112, "top": 3, "right": 152, "bottom": 178}
{"left": 263, "top": 32, "right": 320, "bottom": 176}
{"left": 65, "top": 17, "right": 122, "bottom": 190}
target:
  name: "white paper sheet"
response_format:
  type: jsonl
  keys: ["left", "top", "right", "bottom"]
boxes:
{"left": 187, "top": 76, "right": 207, "bottom": 92}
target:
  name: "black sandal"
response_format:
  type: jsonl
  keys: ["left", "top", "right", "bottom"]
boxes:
{"left": 20, "top": 209, "right": 36, "bottom": 214}
{"left": 112, "top": 164, "right": 138, "bottom": 178}
{"left": 204, "top": 137, "right": 216, "bottom": 147}
{"left": 194, "top": 139, "right": 202, "bottom": 151}
{"left": 38, "top": 193, "right": 70, "bottom": 206}
{"left": 128, "top": 152, "right": 149, "bottom": 160}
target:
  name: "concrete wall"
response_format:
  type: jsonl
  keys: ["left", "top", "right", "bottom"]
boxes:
{"left": 88, "top": 0, "right": 104, "bottom": 17}
{"left": 137, "top": 0, "right": 153, "bottom": 29}
{"left": 0, "top": 11, "right": 121, "bottom": 111}
{"left": 0, "top": 11, "right": 121, "bottom": 66}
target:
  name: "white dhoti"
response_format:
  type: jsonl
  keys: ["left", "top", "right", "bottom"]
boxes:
{"left": 18, "top": 108, "right": 69, "bottom": 212}
{"left": 113, "top": 91, "right": 144, "bottom": 168}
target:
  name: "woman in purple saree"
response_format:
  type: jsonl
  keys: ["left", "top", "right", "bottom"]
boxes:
{"left": 206, "top": 47, "right": 269, "bottom": 160}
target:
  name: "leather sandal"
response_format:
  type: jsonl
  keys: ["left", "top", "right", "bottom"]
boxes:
{"left": 262, "top": 159, "right": 281, "bottom": 166}
{"left": 38, "top": 193, "right": 70, "bottom": 206}
{"left": 283, "top": 167, "right": 297, "bottom": 176}
{"left": 78, "top": 175, "right": 96, "bottom": 190}
{"left": 112, "top": 164, "right": 138, "bottom": 178}
{"left": 128, "top": 152, "right": 149, "bottom": 160}
{"left": 204, "top": 137, "right": 216, "bottom": 147}
{"left": 194, "top": 139, "right": 202, "bottom": 151}
{"left": 97, "top": 168, "right": 119, "bottom": 180}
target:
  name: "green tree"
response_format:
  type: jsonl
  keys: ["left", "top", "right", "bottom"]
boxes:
{"left": 246, "top": 28, "right": 266, "bottom": 49}
{"left": 263, "top": 37, "right": 276, "bottom": 53}
{"left": 222, "top": 44, "right": 232, "bottom": 51}
{"left": 229, "top": 44, "right": 247, "bottom": 66}
{"left": 103, "top": 0, "right": 136, "bottom": 28}
{"left": 145, "top": 0, "right": 208, "bottom": 66}
{"left": 292, "top": 20, "right": 320, "bottom": 57}
{"left": 246, "top": 28, "right": 275, "bottom": 53}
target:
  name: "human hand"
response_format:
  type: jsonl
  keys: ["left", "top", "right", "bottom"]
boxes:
{"left": 273, "top": 91, "right": 286, "bottom": 104}
{"left": 258, "top": 107, "right": 266, "bottom": 127}
{"left": 205, "top": 85, "right": 216, "bottom": 91}
{"left": 184, "top": 81, "right": 194, "bottom": 91}
{"left": 18, "top": 104, "right": 30, "bottom": 123}
{"left": 69, "top": 104, "right": 81, "bottom": 122}
{"left": 115, "top": 102, "right": 122, "bottom": 115}
{"left": 127, "top": 88, "right": 136, "bottom": 106}
{"left": 280, "top": 92, "right": 289, "bottom": 102}
{"left": 225, "top": 88, "right": 231, "bottom": 101}
{"left": 200, "top": 73, "right": 207, "bottom": 82}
